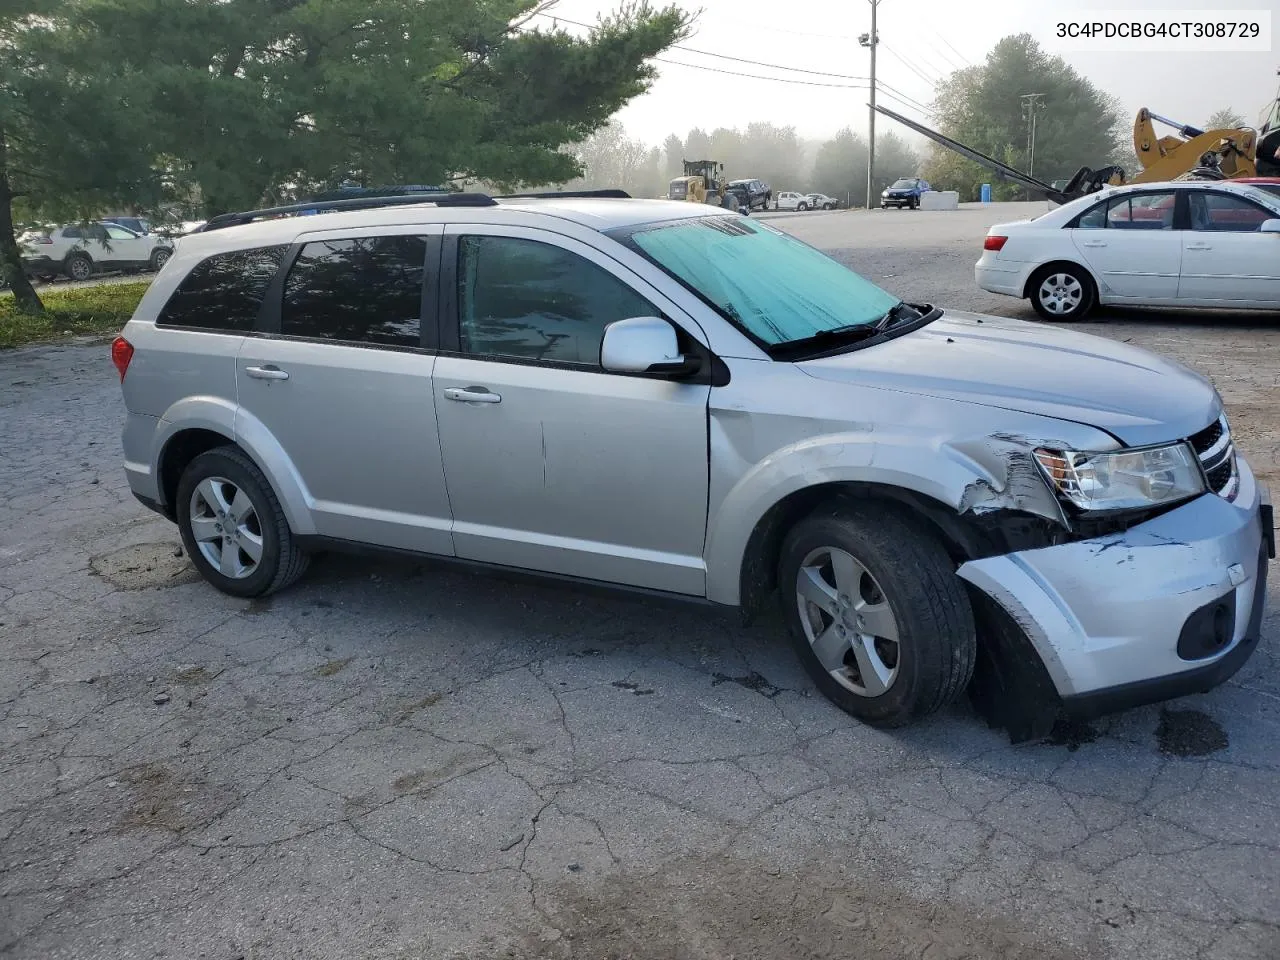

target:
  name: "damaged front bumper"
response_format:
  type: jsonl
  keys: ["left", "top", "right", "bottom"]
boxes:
{"left": 958, "top": 457, "right": 1271, "bottom": 720}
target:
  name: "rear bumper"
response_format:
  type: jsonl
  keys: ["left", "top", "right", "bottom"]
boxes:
{"left": 21, "top": 255, "right": 59, "bottom": 276}
{"left": 958, "top": 458, "right": 1269, "bottom": 711}
{"left": 974, "top": 259, "right": 1028, "bottom": 297}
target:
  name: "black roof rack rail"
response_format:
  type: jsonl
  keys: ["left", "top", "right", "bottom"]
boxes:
{"left": 308, "top": 184, "right": 456, "bottom": 201}
{"left": 196, "top": 192, "right": 497, "bottom": 233}
{"left": 498, "top": 189, "right": 632, "bottom": 200}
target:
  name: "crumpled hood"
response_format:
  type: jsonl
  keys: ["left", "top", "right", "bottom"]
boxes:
{"left": 798, "top": 310, "right": 1221, "bottom": 447}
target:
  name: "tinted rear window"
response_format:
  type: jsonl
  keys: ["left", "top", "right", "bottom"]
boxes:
{"left": 157, "top": 246, "right": 287, "bottom": 331}
{"left": 281, "top": 235, "right": 427, "bottom": 347}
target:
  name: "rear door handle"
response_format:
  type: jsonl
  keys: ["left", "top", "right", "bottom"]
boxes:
{"left": 444, "top": 386, "right": 502, "bottom": 404}
{"left": 1080, "top": 241, "right": 1107, "bottom": 248}
{"left": 245, "top": 365, "right": 289, "bottom": 381}
{"left": 1186, "top": 243, "right": 1212, "bottom": 250}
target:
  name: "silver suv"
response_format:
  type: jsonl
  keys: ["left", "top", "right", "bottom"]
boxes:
{"left": 113, "top": 191, "right": 1273, "bottom": 736}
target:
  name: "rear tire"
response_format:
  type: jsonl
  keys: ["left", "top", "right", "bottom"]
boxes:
{"left": 176, "top": 446, "right": 310, "bottom": 598}
{"left": 149, "top": 248, "right": 172, "bottom": 271}
{"left": 798, "top": 202, "right": 809, "bottom": 211}
{"left": 65, "top": 253, "right": 93, "bottom": 282}
{"left": 778, "top": 502, "right": 977, "bottom": 728}
{"left": 1029, "top": 263, "right": 1096, "bottom": 321}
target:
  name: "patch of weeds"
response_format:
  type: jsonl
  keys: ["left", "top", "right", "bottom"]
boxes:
{"left": 315, "top": 657, "right": 353, "bottom": 677}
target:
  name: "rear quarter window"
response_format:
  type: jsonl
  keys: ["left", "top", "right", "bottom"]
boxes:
{"left": 157, "top": 245, "right": 287, "bottom": 331}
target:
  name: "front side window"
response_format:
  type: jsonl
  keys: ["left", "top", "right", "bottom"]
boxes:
{"left": 1189, "top": 192, "right": 1272, "bottom": 232}
{"left": 618, "top": 216, "right": 899, "bottom": 348}
{"left": 105, "top": 225, "right": 136, "bottom": 240}
{"left": 157, "top": 245, "right": 287, "bottom": 331}
{"left": 281, "top": 235, "right": 426, "bottom": 347}
{"left": 457, "top": 235, "right": 656, "bottom": 366}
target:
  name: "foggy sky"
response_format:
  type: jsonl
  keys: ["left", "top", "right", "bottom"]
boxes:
{"left": 538, "top": 0, "right": 1278, "bottom": 149}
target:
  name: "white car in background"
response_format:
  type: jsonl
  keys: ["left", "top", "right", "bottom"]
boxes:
{"left": 774, "top": 191, "right": 812, "bottom": 212}
{"left": 976, "top": 181, "right": 1280, "bottom": 320}
{"left": 20, "top": 221, "right": 175, "bottom": 282}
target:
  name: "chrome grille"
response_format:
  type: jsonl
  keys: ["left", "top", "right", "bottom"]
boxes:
{"left": 1189, "top": 414, "right": 1239, "bottom": 501}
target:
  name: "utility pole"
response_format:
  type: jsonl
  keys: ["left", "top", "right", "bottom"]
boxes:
{"left": 1020, "top": 93, "right": 1045, "bottom": 198}
{"left": 860, "top": 1, "right": 878, "bottom": 209}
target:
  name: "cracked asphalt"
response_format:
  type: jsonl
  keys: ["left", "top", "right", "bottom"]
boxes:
{"left": 2, "top": 204, "right": 1278, "bottom": 959}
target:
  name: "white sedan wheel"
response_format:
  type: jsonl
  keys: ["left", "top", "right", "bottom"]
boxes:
{"left": 1037, "top": 272, "right": 1084, "bottom": 316}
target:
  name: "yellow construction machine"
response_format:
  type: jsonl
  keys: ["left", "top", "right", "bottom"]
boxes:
{"left": 875, "top": 82, "right": 1280, "bottom": 203}
{"left": 1132, "top": 109, "right": 1257, "bottom": 182}
{"left": 668, "top": 160, "right": 741, "bottom": 208}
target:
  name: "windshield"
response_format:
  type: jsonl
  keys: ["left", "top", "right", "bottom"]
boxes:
{"left": 890, "top": 178, "right": 917, "bottom": 189}
{"left": 1245, "top": 183, "right": 1280, "bottom": 203}
{"left": 617, "top": 216, "right": 899, "bottom": 346}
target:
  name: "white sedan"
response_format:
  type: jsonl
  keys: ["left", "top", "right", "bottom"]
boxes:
{"left": 975, "top": 181, "right": 1280, "bottom": 320}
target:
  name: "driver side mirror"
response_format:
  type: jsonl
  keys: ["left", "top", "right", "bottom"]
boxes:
{"left": 600, "top": 316, "right": 699, "bottom": 376}
{"left": 1260, "top": 219, "right": 1280, "bottom": 234}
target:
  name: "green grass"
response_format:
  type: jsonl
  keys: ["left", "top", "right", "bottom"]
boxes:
{"left": 0, "top": 281, "right": 150, "bottom": 349}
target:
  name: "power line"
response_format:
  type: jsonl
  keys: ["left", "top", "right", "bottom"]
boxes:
{"left": 876, "top": 78, "right": 935, "bottom": 116}
{"left": 536, "top": 12, "right": 870, "bottom": 81}
{"left": 878, "top": 41, "right": 942, "bottom": 87}
{"left": 876, "top": 85, "right": 936, "bottom": 120}
{"left": 670, "top": 47, "right": 868, "bottom": 80}
{"left": 654, "top": 57, "right": 869, "bottom": 89}
{"left": 936, "top": 35, "right": 974, "bottom": 67}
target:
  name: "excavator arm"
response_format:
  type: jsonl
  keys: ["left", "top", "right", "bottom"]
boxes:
{"left": 1132, "top": 108, "right": 1256, "bottom": 182}
{"left": 871, "top": 105, "right": 1124, "bottom": 203}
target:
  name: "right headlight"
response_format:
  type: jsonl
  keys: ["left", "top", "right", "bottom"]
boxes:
{"left": 1033, "top": 443, "right": 1205, "bottom": 512}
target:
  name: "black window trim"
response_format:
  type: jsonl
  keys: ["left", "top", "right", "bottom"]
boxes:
{"left": 439, "top": 229, "right": 728, "bottom": 386}
{"left": 1066, "top": 188, "right": 1188, "bottom": 230}
{"left": 155, "top": 243, "right": 291, "bottom": 334}
{"left": 254, "top": 231, "right": 442, "bottom": 353}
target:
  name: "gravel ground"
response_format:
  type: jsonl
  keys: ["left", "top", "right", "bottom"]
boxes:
{"left": 1, "top": 203, "right": 1277, "bottom": 960}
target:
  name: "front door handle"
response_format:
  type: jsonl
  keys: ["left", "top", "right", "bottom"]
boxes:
{"left": 444, "top": 386, "right": 502, "bottom": 404}
{"left": 1186, "top": 243, "right": 1212, "bottom": 251}
{"left": 245, "top": 365, "right": 289, "bottom": 381}
{"left": 1080, "top": 241, "right": 1108, "bottom": 248}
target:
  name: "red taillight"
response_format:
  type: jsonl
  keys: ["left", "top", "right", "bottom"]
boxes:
{"left": 111, "top": 336, "right": 134, "bottom": 381}
{"left": 983, "top": 235, "right": 1008, "bottom": 251}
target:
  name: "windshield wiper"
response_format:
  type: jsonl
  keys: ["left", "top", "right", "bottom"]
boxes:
{"left": 871, "top": 300, "right": 925, "bottom": 332}
{"left": 769, "top": 302, "right": 940, "bottom": 360}
{"left": 766, "top": 323, "right": 882, "bottom": 359}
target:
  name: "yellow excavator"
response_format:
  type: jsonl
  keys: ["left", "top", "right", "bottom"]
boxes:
{"left": 1132, "top": 109, "right": 1257, "bottom": 181}
{"left": 875, "top": 82, "right": 1280, "bottom": 203}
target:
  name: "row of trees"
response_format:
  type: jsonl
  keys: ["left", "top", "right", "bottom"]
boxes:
{"left": 562, "top": 122, "right": 922, "bottom": 206}
{"left": 1, "top": 0, "right": 691, "bottom": 312}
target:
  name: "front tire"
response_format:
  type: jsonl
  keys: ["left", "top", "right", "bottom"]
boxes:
{"left": 176, "top": 446, "right": 309, "bottom": 598}
{"left": 798, "top": 202, "right": 809, "bottom": 211}
{"left": 778, "top": 502, "right": 976, "bottom": 728}
{"left": 1029, "top": 264, "right": 1096, "bottom": 321}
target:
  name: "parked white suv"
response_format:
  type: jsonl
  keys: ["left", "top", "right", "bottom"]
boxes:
{"left": 112, "top": 191, "right": 1272, "bottom": 739}
{"left": 21, "top": 221, "right": 174, "bottom": 282}
{"left": 774, "top": 191, "right": 811, "bottom": 212}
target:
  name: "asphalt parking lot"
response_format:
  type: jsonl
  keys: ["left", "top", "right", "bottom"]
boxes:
{"left": 2, "top": 203, "right": 1277, "bottom": 960}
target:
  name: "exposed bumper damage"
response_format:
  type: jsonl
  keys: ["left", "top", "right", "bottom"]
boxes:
{"left": 958, "top": 459, "right": 1270, "bottom": 742}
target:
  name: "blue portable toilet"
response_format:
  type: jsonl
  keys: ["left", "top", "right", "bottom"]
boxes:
{"left": 980, "top": 183, "right": 992, "bottom": 204}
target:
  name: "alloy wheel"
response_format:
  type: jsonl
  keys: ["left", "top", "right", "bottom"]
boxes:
{"left": 795, "top": 546, "right": 901, "bottom": 697}
{"left": 188, "top": 476, "right": 264, "bottom": 580}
